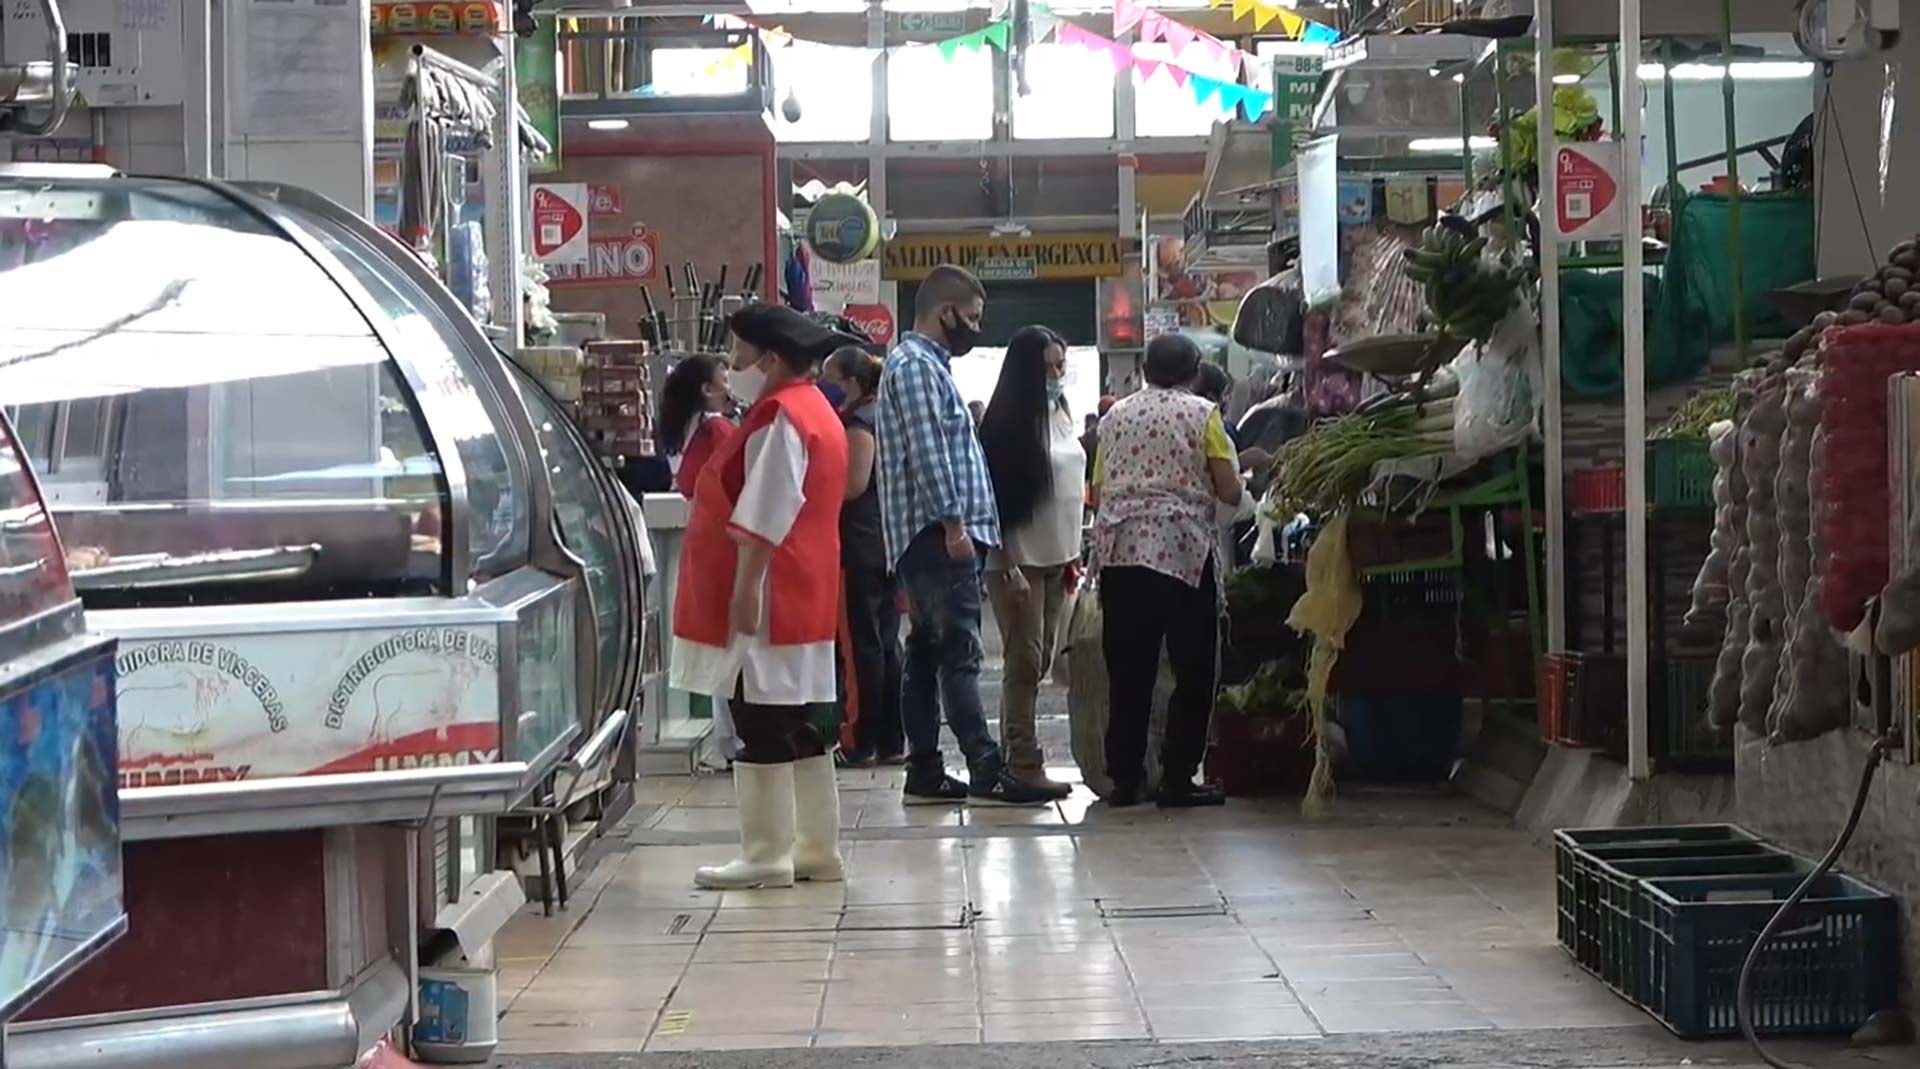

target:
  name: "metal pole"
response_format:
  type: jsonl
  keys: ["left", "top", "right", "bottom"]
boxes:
{"left": 1536, "top": 3, "right": 1566, "bottom": 658}
{"left": 1459, "top": 73, "right": 1474, "bottom": 189}
{"left": 486, "top": 35, "right": 527, "bottom": 344}
{"left": 1719, "top": 0, "right": 1747, "bottom": 360}
{"left": 1620, "top": 0, "right": 1651, "bottom": 781}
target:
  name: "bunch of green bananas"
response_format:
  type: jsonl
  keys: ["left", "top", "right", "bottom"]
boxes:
{"left": 1400, "top": 224, "right": 1522, "bottom": 344}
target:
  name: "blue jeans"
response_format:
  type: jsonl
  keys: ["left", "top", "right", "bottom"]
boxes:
{"left": 896, "top": 525, "right": 1003, "bottom": 782}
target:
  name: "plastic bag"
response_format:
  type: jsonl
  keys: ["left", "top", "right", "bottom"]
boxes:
{"left": 1451, "top": 310, "right": 1538, "bottom": 461}
{"left": 1065, "top": 585, "right": 1172, "bottom": 797}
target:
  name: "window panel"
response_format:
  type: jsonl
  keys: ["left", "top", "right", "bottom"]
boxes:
{"left": 647, "top": 46, "right": 750, "bottom": 97}
{"left": 888, "top": 44, "right": 993, "bottom": 141}
{"left": 774, "top": 44, "right": 875, "bottom": 142}
{"left": 1012, "top": 42, "right": 1115, "bottom": 140}
{"left": 1132, "top": 41, "right": 1238, "bottom": 138}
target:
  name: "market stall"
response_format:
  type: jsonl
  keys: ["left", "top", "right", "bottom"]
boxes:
{"left": 0, "top": 411, "right": 124, "bottom": 1063}
{"left": 0, "top": 168, "right": 646, "bottom": 1068}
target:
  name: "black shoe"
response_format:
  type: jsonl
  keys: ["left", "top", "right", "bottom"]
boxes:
{"left": 1105, "top": 784, "right": 1148, "bottom": 809}
{"left": 1157, "top": 781, "right": 1227, "bottom": 809}
{"left": 904, "top": 772, "right": 969, "bottom": 806}
{"left": 969, "top": 770, "right": 1054, "bottom": 807}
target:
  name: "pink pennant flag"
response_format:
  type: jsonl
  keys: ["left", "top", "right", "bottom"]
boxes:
{"left": 1112, "top": 0, "right": 1147, "bottom": 37}
{"left": 1165, "top": 63, "right": 1189, "bottom": 88}
{"left": 1103, "top": 39, "right": 1135, "bottom": 74}
{"left": 1133, "top": 54, "right": 1164, "bottom": 82}
{"left": 1164, "top": 18, "right": 1197, "bottom": 55}
{"left": 1056, "top": 21, "right": 1086, "bottom": 48}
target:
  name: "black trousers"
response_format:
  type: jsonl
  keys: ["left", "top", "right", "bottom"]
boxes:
{"left": 1100, "top": 559, "right": 1220, "bottom": 792}
{"left": 842, "top": 561, "right": 904, "bottom": 757}
{"left": 732, "top": 681, "right": 832, "bottom": 765}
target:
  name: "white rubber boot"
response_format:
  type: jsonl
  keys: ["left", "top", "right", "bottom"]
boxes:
{"left": 791, "top": 754, "right": 845, "bottom": 883}
{"left": 694, "top": 762, "right": 796, "bottom": 890}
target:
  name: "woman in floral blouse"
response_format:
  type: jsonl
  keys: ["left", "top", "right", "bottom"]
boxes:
{"left": 1089, "top": 334, "right": 1244, "bottom": 808}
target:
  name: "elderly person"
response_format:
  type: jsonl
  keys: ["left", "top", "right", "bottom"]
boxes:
{"left": 671, "top": 304, "right": 857, "bottom": 889}
{"left": 1090, "top": 334, "right": 1243, "bottom": 809}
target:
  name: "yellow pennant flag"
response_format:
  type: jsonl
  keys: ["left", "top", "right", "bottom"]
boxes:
{"left": 1277, "top": 8, "right": 1304, "bottom": 36}
{"left": 1231, "top": 0, "right": 1254, "bottom": 18}
{"left": 1251, "top": 2, "right": 1279, "bottom": 31}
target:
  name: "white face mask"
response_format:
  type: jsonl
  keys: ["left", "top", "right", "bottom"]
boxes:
{"left": 732, "top": 363, "right": 768, "bottom": 406}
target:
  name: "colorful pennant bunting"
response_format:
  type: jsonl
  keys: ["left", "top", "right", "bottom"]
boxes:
{"left": 1207, "top": 0, "right": 1339, "bottom": 46}
{"left": 1056, "top": 20, "right": 1273, "bottom": 121}
{"left": 937, "top": 19, "right": 1011, "bottom": 61}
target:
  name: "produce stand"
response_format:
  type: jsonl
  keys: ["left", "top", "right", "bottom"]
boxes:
{"left": 0, "top": 169, "right": 646, "bottom": 1068}
{"left": 0, "top": 411, "right": 125, "bottom": 1064}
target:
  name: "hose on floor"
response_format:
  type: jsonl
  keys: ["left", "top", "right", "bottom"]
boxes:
{"left": 1735, "top": 736, "right": 1894, "bottom": 1069}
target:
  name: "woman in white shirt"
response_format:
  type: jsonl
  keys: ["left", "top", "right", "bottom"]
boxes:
{"left": 979, "top": 326, "right": 1084, "bottom": 800}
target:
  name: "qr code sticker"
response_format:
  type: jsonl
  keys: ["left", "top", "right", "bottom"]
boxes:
{"left": 540, "top": 224, "right": 563, "bottom": 246}
{"left": 1565, "top": 193, "right": 1592, "bottom": 220}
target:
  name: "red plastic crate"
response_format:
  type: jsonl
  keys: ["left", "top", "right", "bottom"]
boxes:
{"left": 1541, "top": 653, "right": 1581, "bottom": 743}
{"left": 1572, "top": 466, "right": 1626, "bottom": 513}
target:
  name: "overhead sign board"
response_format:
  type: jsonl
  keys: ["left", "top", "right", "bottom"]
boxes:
{"left": 883, "top": 232, "right": 1126, "bottom": 282}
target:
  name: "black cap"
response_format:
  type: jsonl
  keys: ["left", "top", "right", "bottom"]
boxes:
{"left": 729, "top": 304, "right": 861, "bottom": 365}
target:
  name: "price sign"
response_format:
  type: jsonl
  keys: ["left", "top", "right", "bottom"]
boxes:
{"left": 531, "top": 183, "right": 589, "bottom": 266}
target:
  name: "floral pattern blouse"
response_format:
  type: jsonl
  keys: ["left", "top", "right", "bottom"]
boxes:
{"left": 1090, "top": 386, "right": 1235, "bottom": 596}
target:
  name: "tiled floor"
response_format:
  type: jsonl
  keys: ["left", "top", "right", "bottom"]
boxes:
{"left": 494, "top": 772, "right": 1654, "bottom": 1055}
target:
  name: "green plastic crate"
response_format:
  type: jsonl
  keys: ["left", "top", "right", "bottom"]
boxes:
{"left": 1650, "top": 438, "right": 1714, "bottom": 509}
{"left": 1552, "top": 825, "right": 1764, "bottom": 983}
{"left": 1661, "top": 655, "right": 1729, "bottom": 766}
{"left": 1596, "top": 851, "right": 1805, "bottom": 1008}
{"left": 1641, "top": 872, "right": 1899, "bottom": 1039}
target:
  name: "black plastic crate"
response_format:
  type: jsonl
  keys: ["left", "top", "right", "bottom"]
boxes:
{"left": 1641, "top": 872, "right": 1900, "bottom": 1039}
{"left": 1597, "top": 852, "right": 1806, "bottom": 1008}
{"left": 1552, "top": 826, "right": 1763, "bottom": 981}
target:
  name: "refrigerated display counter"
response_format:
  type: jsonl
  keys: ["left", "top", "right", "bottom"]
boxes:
{"left": 0, "top": 170, "right": 647, "bottom": 1068}
{"left": 0, "top": 410, "right": 124, "bottom": 1059}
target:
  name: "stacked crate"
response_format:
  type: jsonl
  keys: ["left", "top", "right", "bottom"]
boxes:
{"left": 580, "top": 341, "right": 654, "bottom": 460}
{"left": 1552, "top": 824, "right": 1898, "bottom": 1039}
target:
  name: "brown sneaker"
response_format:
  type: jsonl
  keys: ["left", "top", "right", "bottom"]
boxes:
{"left": 1011, "top": 771, "right": 1075, "bottom": 801}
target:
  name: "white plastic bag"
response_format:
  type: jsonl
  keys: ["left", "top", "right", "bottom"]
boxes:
{"left": 1451, "top": 309, "right": 1537, "bottom": 461}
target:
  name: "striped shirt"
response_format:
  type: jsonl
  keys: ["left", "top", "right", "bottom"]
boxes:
{"left": 875, "top": 331, "right": 1001, "bottom": 566}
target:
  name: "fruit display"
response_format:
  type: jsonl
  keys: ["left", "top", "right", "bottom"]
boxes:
{"left": 1400, "top": 219, "right": 1525, "bottom": 346}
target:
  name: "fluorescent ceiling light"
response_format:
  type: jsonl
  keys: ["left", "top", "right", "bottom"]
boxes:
{"left": 1638, "top": 61, "right": 1816, "bottom": 81}
{"left": 587, "top": 119, "right": 630, "bottom": 131}
{"left": 1552, "top": 73, "right": 1581, "bottom": 85}
{"left": 1409, "top": 136, "right": 1498, "bottom": 153}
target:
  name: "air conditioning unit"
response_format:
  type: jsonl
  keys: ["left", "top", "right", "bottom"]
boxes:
{"left": 2, "top": 0, "right": 184, "bottom": 112}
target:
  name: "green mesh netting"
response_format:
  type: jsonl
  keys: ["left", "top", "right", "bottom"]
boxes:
{"left": 1559, "top": 191, "right": 1815, "bottom": 399}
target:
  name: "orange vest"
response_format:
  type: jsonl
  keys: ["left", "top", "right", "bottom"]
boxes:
{"left": 673, "top": 381, "right": 849, "bottom": 649}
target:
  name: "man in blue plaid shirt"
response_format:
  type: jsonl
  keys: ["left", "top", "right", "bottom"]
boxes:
{"left": 876, "top": 265, "right": 1050, "bottom": 807}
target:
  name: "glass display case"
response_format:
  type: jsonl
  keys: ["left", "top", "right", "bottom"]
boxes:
{"left": 0, "top": 169, "right": 647, "bottom": 1069}
{"left": 0, "top": 410, "right": 124, "bottom": 1027}
{"left": 0, "top": 173, "right": 646, "bottom": 810}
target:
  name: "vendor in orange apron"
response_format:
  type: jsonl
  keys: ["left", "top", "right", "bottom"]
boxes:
{"left": 670, "top": 304, "right": 856, "bottom": 890}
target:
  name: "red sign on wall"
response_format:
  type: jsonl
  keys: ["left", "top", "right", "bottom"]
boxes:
{"left": 843, "top": 302, "right": 895, "bottom": 347}
{"left": 588, "top": 184, "right": 623, "bottom": 217}
{"left": 1554, "top": 143, "right": 1623, "bottom": 240}
{"left": 546, "top": 228, "right": 660, "bottom": 287}
{"left": 531, "top": 184, "right": 588, "bottom": 265}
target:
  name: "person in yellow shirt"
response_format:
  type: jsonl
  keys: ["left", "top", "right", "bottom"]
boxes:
{"left": 1087, "top": 336, "right": 1244, "bottom": 808}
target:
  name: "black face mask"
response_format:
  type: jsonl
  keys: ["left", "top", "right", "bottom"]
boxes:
{"left": 942, "top": 309, "right": 982, "bottom": 357}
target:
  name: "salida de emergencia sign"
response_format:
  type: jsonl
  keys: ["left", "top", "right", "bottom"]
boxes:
{"left": 1554, "top": 142, "right": 1624, "bottom": 241}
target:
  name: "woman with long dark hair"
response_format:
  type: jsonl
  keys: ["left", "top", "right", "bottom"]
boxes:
{"left": 657, "top": 353, "right": 734, "bottom": 498}
{"left": 820, "top": 346, "right": 903, "bottom": 766}
{"left": 978, "top": 325, "right": 1082, "bottom": 799}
